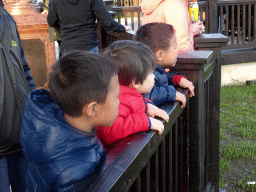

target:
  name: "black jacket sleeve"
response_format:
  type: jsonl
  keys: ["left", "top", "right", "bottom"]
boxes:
{"left": 91, "top": 0, "right": 125, "bottom": 32}
{"left": 47, "top": 0, "right": 59, "bottom": 28}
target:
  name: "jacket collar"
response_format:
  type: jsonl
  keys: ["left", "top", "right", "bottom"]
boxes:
{"left": 155, "top": 64, "right": 166, "bottom": 74}
{"left": 120, "top": 85, "right": 142, "bottom": 97}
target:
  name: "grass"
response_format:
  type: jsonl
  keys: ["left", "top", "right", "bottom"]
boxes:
{"left": 219, "top": 83, "right": 256, "bottom": 191}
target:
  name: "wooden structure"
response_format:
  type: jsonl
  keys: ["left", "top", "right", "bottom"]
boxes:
{"left": 69, "top": 24, "right": 229, "bottom": 192}
{"left": 110, "top": 0, "right": 256, "bottom": 65}
{"left": 3, "top": 0, "right": 56, "bottom": 87}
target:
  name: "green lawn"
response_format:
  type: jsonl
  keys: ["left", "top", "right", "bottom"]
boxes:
{"left": 219, "top": 83, "right": 256, "bottom": 192}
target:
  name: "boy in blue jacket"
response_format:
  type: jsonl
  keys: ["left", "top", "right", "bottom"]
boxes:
{"left": 21, "top": 50, "right": 119, "bottom": 191}
{"left": 134, "top": 22, "right": 195, "bottom": 107}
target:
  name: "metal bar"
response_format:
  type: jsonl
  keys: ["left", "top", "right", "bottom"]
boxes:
{"left": 231, "top": 5, "right": 234, "bottom": 44}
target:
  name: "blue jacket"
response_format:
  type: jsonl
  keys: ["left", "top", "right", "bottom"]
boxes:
{"left": 144, "top": 64, "right": 182, "bottom": 106}
{"left": 21, "top": 89, "right": 106, "bottom": 192}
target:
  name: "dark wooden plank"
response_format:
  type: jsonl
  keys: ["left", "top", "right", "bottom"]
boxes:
{"left": 248, "top": 4, "right": 252, "bottom": 43}
{"left": 225, "top": 5, "right": 229, "bottom": 37}
{"left": 159, "top": 141, "right": 166, "bottom": 192}
{"left": 243, "top": 4, "right": 246, "bottom": 44}
{"left": 237, "top": 5, "right": 240, "bottom": 44}
{"left": 231, "top": 5, "right": 235, "bottom": 44}
{"left": 178, "top": 116, "right": 184, "bottom": 191}
{"left": 220, "top": 6, "right": 224, "bottom": 34}
{"left": 173, "top": 121, "right": 179, "bottom": 191}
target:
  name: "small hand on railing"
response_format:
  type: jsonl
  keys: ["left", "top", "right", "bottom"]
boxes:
{"left": 124, "top": 25, "right": 133, "bottom": 31}
{"left": 147, "top": 103, "right": 169, "bottom": 135}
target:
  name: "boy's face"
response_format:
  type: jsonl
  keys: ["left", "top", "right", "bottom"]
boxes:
{"left": 134, "top": 72, "right": 155, "bottom": 94}
{"left": 159, "top": 35, "right": 178, "bottom": 68}
{"left": 96, "top": 75, "right": 120, "bottom": 127}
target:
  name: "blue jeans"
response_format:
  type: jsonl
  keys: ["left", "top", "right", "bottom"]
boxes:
{"left": 0, "top": 151, "right": 28, "bottom": 192}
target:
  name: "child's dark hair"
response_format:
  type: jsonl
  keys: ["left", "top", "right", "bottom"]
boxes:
{"left": 48, "top": 50, "right": 117, "bottom": 117}
{"left": 134, "top": 22, "right": 176, "bottom": 53}
{"left": 103, "top": 40, "right": 155, "bottom": 86}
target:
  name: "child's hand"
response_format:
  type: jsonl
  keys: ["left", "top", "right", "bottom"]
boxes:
{"left": 179, "top": 78, "right": 195, "bottom": 97}
{"left": 149, "top": 117, "right": 165, "bottom": 135}
{"left": 176, "top": 91, "right": 186, "bottom": 108}
{"left": 147, "top": 103, "right": 169, "bottom": 122}
{"left": 190, "top": 20, "right": 205, "bottom": 35}
{"left": 124, "top": 25, "right": 133, "bottom": 31}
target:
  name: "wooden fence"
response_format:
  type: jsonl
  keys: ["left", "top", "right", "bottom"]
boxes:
{"left": 109, "top": 0, "right": 256, "bottom": 64}
{"left": 69, "top": 24, "right": 229, "bottom": 192}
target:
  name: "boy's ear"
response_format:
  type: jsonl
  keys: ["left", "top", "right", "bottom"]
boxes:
{"left": 83, "top": 102, "right": 98, "bottom": 117}
{"left": 155, "top": 50, "right": 163, "bottom": 62}
{"left": 131, "top": 80, "right": 141, "bottom": 89}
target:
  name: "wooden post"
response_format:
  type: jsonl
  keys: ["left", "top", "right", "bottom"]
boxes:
{"left": 172, "top": 50, "right": 216, "bottom": 192}
{"left": 207, "top": 0, "right": 218, "bottom": 33}
{"left": 194, "top": 33, "right": 229, "bottom": 192}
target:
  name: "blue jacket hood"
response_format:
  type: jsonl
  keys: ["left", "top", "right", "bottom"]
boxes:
{"left": 21, "top": 89, "right": 106, "bottom": 191}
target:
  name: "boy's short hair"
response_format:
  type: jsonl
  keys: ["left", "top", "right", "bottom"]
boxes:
{"left": 48, "top": 50, "right": 117, "bottom": 117}
{"left": 103, "top": 40, "right": 155, "bottom": 86}
{"left": 134, "top": 22, "right": 176, "bottom": 53}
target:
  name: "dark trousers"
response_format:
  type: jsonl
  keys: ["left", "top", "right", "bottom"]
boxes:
{"left": 0, "top": 151, "right": 28, "bottom": 192}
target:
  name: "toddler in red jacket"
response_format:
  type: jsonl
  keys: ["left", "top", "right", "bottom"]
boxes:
{"left": 96, "top": 40, "right": 169, "bottom": 151}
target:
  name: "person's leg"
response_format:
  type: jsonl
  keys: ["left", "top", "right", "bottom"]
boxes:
{"left": 0, "top": 155, "right": 11, "bottom": 192}
{"left": 8, "top": 151, "right": 28, "bottom": 192}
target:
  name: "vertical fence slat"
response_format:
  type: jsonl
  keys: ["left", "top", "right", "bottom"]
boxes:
{"left": 231, "top": 5, "right": 234, "bottom": 44}
{"left": 167, "top": 131, "right": 173, "bottom": 191}
{"left": 159, "top": 141, "right": 166, "bottom": 192}
{"left": 125, "top": 11, "right": 128, "bottom": 26}
{"left": 225, "top": 5, "right": 229, "bottom": 37}
{"left": 248, "top": 4, "right": 252, "bottom": 43}
{"left": 173, "top": 121, "right": 179, "bottom": 191}
{"left": 137, "top": 11, "right": 141, "bottom": 29}
{"left": 237, "top": 5, "right": 240, "bottom": 44}
{"left": 146, "top": 162, "right": 150, "bottom": 192}
{"left": 243, "top": 4, "right": 246, "bottom": 44}
{"left": 178, "top": 116, "right": 184, "bottom": 191}
{"left": 131, "top": 11, "right": 135, "bottom": 30}
{"left": 254, "top": 3, "right": 256, "bottom": 41}
{"left": 183, "top": 106, "right": 189, "bottom": 191}
{"left": 220, "top": 6, "right": 224, "bottom": 34}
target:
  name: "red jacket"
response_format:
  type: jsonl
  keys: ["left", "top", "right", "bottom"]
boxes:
{"left": 96, "top": 85, "right": 151, "bottom": 151}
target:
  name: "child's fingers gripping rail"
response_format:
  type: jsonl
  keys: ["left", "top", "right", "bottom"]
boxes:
{"left": 147, "top": 103, "right": 169, "bottom": 122}
{"left": 176, "top": 91, "right": 186, "bottom": 108}
{"left": 149, "top": 117, "right": 165, "bottom": 135}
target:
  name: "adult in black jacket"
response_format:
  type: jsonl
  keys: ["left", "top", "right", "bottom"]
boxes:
{"left": 47, "top": 0, "right": 127, "bottom": 53}
{"left": 0, "top": 1, "right": 36, "bottom": 191}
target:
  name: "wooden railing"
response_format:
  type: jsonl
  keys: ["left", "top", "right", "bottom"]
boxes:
{"left": 69, "top": 25, "right": 229, "bottom": 192}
